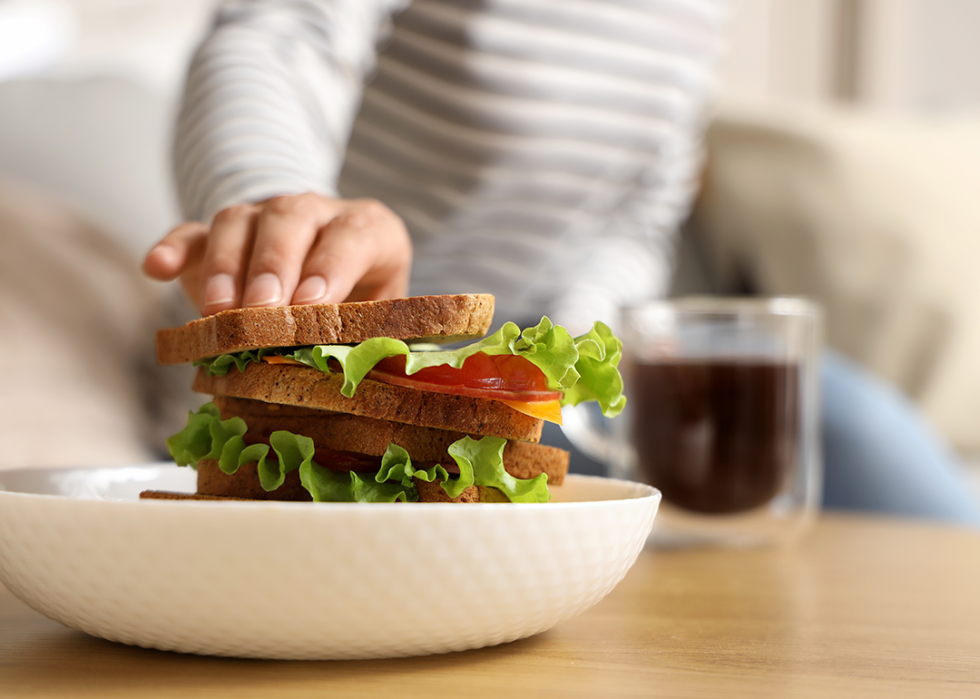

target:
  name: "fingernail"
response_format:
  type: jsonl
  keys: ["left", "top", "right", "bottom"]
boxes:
{"left": 244, "top": 273, "right": 282, "bottom": 307}
{"left": 204, "top": 274, "right": 236, "bottom": 307}
{"left": 293, "top": 275, "right": 328, "bottom": 304}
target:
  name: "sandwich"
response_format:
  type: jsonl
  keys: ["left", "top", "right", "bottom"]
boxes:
{"left": 141, "top": 294, "right": 625, "bottom": 504}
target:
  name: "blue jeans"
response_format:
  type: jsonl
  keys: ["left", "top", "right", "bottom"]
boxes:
{"left": 548, "top": 352, "right": 980, "bottom": 526}
{"left": 820, "top": 352, "right": 980, "bottom": 525}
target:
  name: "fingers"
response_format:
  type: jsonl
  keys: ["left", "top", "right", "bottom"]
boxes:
{"left": 292, "top": 214, "right": 368, "bottom": 305}
{"left": 295, "top": 200, "right": 411, "bottom": 304}
{"left": 142, "top": 222, "right": 209, "bottom": 281}
{"left": 242, "top": 194, "right": 339, "bottom": 308}
{"left": 145, "top": 195, "right": 411, "bottom": 317}
{"left": 198, "top": 204, "right": 260, "bottom": 315}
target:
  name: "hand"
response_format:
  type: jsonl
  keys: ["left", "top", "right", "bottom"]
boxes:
{"left": 142, "top": 194, "right": 412, "bottom": 316}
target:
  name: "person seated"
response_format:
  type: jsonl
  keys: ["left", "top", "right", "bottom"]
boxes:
{"left": 129, "top": 0, "right": 977, "bottom": 525}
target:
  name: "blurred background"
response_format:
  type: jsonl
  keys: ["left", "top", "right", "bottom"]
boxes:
{"left": 723, "top": 0, "right": 980, "bottom": 109}
{"left": 1, "top": 0, "right": 978, "bottom": 494}
{"left": 9, "top": 0, "right": 980, "bottom": 244}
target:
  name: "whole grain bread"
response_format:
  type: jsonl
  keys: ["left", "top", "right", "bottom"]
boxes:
{"left": 413, "top": 480, "right": 510, "bottom": 503}
{"left": 140, "top": 491, "right": 258, "bottom": 502}
{"left": 195, "top": 363, "right": 545, "bottom": 443}
{"left": 157, "top": 294, "right": 495, "bottom": 365}
{"left": 213, "top": 396, "right": 567, "bottom": 483}
{"left": 194, "top": 459, "right": 312, "bottom": 501}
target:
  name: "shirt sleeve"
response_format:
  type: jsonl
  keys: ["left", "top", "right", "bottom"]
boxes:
{"left": 175, "top": 0, "right": 410, "bottom": 223}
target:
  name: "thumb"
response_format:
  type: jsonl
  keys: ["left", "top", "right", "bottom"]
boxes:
{"left": 143, "top": 222, "right": 209, "bottom": 281}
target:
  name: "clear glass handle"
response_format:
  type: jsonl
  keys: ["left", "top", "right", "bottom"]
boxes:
{"left": 561, "top": 403, "right": 635, "bottom": 480}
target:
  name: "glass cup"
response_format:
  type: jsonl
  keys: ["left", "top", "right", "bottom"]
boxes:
{"left": 564, "top": 297, "right": 822, "bottom": 547}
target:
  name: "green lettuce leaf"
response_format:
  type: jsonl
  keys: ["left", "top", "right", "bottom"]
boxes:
{"left": 375, "top": 444, "right": 456, "bottom": 488}
{"left": 191, "top": 317, "right": 625, "bottom": 417}
{"left": 166, "top": 402, "right": 221, "bottom": 466}
{"left": 166, "top": 403, "right": 548, "bottom": 503}
{"left": 167, "top": 402, "right": 252, "bottom": 466}
{"left": 562, "top": 322, "right": 627, "bottom": 417}
{"left": 448, "top": 436, "right": 551, "bottom": 503}
{"left": 300, "top": 459, "right": 417, "bottom": 503}
{"left": 195, "top": 348, "right": 284, "bottom": 376}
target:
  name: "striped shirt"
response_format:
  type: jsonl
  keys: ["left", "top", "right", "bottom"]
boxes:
{"left": 175, "top": 0, "right": 727, "bottom": 332}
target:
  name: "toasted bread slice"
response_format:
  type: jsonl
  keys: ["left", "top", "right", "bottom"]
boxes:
{"left": 413, "top": 481, "right": 510, "bottom": 503}
{"left": 140, "top": 491, "right": 259, "bottom": 502}
{"left": 194, "top": 459, "right": 311, "bottom": 501}
{"left": 212, "top": 396, "right": 567, "bottom": 482}
{"left": 195, "top": 364, "right": 545, "bottom": 443}
{"left": 157, "top": 294, "right": 494, "bottom": 365}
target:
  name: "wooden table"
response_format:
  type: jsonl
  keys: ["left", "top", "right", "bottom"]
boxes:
{"left": 2, "top": 514, "right": 979, "bottom": 698}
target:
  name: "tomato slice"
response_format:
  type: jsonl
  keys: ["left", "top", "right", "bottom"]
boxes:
{"left": 367, "top": 352, "right": 563, "bottom": 403}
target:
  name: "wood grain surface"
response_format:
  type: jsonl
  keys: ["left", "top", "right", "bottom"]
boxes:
{"left": 2, "top": 514, "right": 979, "bottom": 698}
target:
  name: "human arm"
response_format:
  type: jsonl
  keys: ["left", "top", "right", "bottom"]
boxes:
{"left": 143, "top": 0, "right": 411, "bottom": 314}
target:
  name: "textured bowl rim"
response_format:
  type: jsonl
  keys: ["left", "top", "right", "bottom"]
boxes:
{"left": 0, "top": 464, "right": 661, "bottom": 510}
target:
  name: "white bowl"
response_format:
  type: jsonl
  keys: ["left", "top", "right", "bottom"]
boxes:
{"left": 0, "top": 464, "right": 659, "bottom": 660}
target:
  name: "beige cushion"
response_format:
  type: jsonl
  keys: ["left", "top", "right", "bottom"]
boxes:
{"left": 0, "top": 182, "right": 195, "bottom": 468}
{"left": 694, "top": 103, "right": 980, "bottom": 453}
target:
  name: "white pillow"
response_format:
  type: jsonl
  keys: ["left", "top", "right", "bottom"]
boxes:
{"left": 694, "top": 103, "right": 980, "bottom": 453}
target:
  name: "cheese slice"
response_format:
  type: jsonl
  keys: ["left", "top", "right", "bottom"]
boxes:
{"left": 499, "top": 399, "right": 563, "bottom": 426}
{"left": 264, "top": 356, "right": 305, "bottom": 366}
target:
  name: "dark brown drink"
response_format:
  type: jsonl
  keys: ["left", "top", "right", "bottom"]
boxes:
{"left": 629, "top": 358, "right": 800, "bottom": 514}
